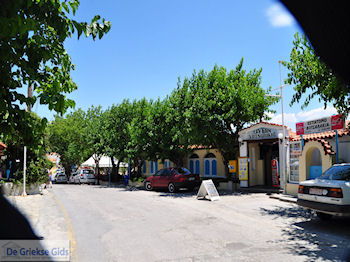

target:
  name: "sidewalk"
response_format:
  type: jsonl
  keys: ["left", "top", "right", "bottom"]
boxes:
{"left": 269, "top": 193, "right": 297, "bottom": 204}
{"left": 5, "top": 189, "right": 76, "bottom": 259}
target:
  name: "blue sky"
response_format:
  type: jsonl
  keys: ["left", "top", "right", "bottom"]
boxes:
{"left": 35, "top": 0, "right": 334, "bottom": 130}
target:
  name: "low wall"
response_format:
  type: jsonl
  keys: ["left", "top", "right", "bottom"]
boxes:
{"left": 0, "top": 182, "right": 42, "bottom": 196}
{"left": 286, "top": 183, "right": 299, "bottom": 196}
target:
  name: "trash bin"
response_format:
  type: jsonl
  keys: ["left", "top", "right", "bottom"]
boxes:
{"left": 123, "top": 175, "right": 129, "bottom": 186}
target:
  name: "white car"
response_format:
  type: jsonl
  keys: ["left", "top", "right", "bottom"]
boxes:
{"left": 68, "top": 172, "right": 76, "bottom": 184}
{"left": 74, "top": 169, "right": 96, "bottom": 184}
{"left": 55, "top": 173, "right": 68, "bottom": 183}
{"left": 297, "top": 163, "right": 350, "bottom": 220}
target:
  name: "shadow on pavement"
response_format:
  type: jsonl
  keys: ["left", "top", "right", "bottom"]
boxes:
{"left": 260, "top": 205, "right": 350, "bottom": 261}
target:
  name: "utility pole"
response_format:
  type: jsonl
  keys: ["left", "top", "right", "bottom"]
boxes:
{"left": 278, "top": 61, "right": 287, "bottom": 193}
{"left": 22, "top": 85, "right": 32, "bottom": 196}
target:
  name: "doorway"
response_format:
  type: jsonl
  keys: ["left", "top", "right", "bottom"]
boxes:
{"left": 260, "top": 142, "right": 279, "bottom": 187}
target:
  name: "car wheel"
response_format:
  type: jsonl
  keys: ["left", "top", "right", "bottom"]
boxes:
{"left": 168, "top": 183, "right": 176, "bottom": 193}
{"left": 145, "top": 182, "right": 153, "bottom": 191}
{"left": 316, "top": 212, "right": 333, "bottom": 220}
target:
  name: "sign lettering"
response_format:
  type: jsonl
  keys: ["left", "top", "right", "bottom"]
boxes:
{"left": 196, "top": 180, "right": 220, "bottom": 201}
{"left": 296, "top": 114, "right": 344, "bottom": 135}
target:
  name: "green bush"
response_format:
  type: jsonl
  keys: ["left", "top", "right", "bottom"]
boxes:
{"left": 15, "top": 157, "right": 54, "bottom": 185}
{"left": 131, "top": 176, "right": 145, "bottom": 183}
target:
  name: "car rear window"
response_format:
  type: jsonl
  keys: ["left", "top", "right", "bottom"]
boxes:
{"left": 82, "top": 170, "right": 94, "bottom": 174}
{"left": 319, "top": 165, "right": 350, "bottom": 181}
{"left": 175, "top": 168, "right": 191, "bottom": 175}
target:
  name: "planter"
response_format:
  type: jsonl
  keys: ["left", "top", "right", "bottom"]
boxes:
{"left": 129, "top": 181, "right": 144, "bottom": 188}
{"left": 0, "top": 182, "right": 42, "bottom": 196}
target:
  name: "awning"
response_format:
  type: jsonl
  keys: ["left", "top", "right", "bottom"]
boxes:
{"left": 81, "top": 155, "right": 128, "bottom": 168}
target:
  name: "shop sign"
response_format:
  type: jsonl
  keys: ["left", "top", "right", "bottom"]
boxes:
{"left": 228, "top": 160, "right": 237, "bottom": 173}
{"left": 196, "top": 179, "right": 220, "bottom": 201}
{"left": 238, "top": 157, "right": 249, "bottom": 181}
{"left": 271, "top": 159, "right": 279, "bottom": 187}
{"left": 245, "top": 127, "right": 278, "bottom": 140}
{"left": 296, "top": 114, "right": 344, "bottom": 135}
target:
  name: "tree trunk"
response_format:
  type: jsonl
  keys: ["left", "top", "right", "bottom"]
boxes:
{"left": 93, "top": 156, "right": 101, "bottom": 185}
{"left": 110, "top": 157, "right": 116, "bottom": 176}
{"left": 96, "top": 162, "right": 100, "bottom": 185}
{"left": 115, "top": 159, "right": 121, "bottom": 182}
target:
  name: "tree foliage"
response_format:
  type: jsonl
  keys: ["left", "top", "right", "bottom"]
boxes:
{"left": 47, "top": 60, "right": 276, "bottom": 177}
{"left": 47, "top": 109, "right": 90, "bottom": 174}
{"left": 173, "top": 59, "right": 277, "bottom": 162}
{"left": 0, "top": 0, "right": 111, "bottom": 141}
{"left": 282, "top": 33, "right": 348, "bottom": 115}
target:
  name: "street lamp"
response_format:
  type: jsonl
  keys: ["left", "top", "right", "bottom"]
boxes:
{"left": 265, "top": 83, "right": 288, "bottom": 193}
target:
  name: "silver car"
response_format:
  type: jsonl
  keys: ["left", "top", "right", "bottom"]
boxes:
{"left": 55, "top": 173, "right": 68, "bottom": 184}
{"left": 75, "top": 169, "right": 96, "bottom": 184}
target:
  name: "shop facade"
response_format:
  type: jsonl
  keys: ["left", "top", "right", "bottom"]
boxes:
{"left": 238, "top": 121, "right": 350, "bottom": 196}
{"left": 238, "top": 122, "right": 289, "bottom": 190}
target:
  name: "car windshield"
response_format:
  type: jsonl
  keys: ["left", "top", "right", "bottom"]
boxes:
{"left": 175, "top": 168, "right": 191, "bottom": 175}
{"left": 82, "top": 170, "right": 94, "bottom": 174}
{"left": 319, "top": 165, "right": 350, "bottom": 181}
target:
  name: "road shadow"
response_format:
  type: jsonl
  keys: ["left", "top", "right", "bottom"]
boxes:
{"left": 157, "top": 189, "right": 251, "bottom": 198}
{"left": 260, "top": 205, "right": 350, "bottom": 261}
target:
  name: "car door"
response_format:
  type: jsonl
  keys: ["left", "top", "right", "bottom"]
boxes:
{"left": 158, "top": 169, "right": 171, "bottom": 187}
{"left": 152, "top": 170, "right": 163, "bottom": 187}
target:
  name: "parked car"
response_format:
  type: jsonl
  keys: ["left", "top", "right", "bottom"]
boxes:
{"left": 55, "top": 173, "right": 68, "bottom": 184}
{"left": 68, "top": 173, "right": 76, "bottom": 184}
{"left": 144, "top": 167, "right": 200, "bottom": 193}
{"left": 297, "top": 163, "right": 350, "bottom": 220}
{"left": 74, "top": 168, "right": 96, "bottom": 184}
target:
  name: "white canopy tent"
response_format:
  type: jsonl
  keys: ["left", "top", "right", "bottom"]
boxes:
{"left": 81, "top": 155, "right": 128, "bottom": 168}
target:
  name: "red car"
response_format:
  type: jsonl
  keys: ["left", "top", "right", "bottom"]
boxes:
{"left": 144, "top": 167, "right": 200, "bottom": 193}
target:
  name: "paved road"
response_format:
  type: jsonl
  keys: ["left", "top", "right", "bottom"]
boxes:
{"left": 51, "top": 184, "right": 350, "bottom": 262}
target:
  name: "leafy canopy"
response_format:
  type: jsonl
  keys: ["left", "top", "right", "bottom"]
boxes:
{"left": 173, "top": 59, "right": 277, "bottom": 161}
{"left": 0, "top": 0, "right": 111, "bottom": 141}
{"left": 282, "top": 33, "right": 348, "bottom": 115}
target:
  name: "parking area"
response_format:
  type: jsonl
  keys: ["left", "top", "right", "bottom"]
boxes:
{"left": 10, "top": 184, "right": 350, "bottom": 262}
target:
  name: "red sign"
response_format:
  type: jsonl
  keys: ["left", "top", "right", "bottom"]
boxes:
{"left": 296, "top": 122, "right": 304, "bottom": 136}
{"left": 331, "top": 114, "right": 344, "bottom": 130}
{"left": 271, "top": 159, "right": 279, "bottom": 187}
{"left": 296, "top": 114, "right": 344, "bottom": 135}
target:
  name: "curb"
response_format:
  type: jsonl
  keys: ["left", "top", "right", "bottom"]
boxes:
{"left": 269, "top": 194, "right": 297, "bottom": 204}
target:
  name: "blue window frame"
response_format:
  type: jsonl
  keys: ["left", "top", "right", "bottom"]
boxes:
{"left": 150, "top": 161, "right": 154, "bottom": 174}
{"left": 189, "top": 160, "right": 194, "bottom": 173}
{"left": 195, "top": 160, "right": 200, "bottom": 174}
{"left": 212, "top": 159, "right": 217, "bottom": 176}
{"left": 205, "top": 160, "right": 210, "bottom": 176}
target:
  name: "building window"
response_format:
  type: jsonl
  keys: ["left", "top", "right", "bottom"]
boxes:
{"left": 142, "top": 161, "right": 147, "bottom": 173}
{"left": 289, "top": 141, "right": 301, "bottom": 183}
{"left": 204, "top": 153, "right": 217, "bottom": 176}
{"left": 164, "top": 160, "right": 170, "bottom": 168}
{"left": 189, "top": 154, "right": 200, "bottom": 174}
{"left": 150, "top": 161, "right": 158, "bottom": 174}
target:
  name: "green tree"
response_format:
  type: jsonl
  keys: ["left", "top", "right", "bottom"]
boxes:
{"left": 102, "top": 100, "right": 134, "bottom": 176}
{"left": 85, "top": 106, "right": 106, "bottom": 183}
{"left": 147, "top": 98, "right": 192, "bottom": 167}
{"left": 174, "top": 60, "right": 277, "bottom": 174}
{"left": 282, "top": 33, "right": 348, "bottom": 115}
{"left": 47, "top": 109, "right": 90, "bottom": 175}
{"left": 3, "top": 113, "right": 49, "bottom": 180}
{"left": 0, "top": 0, "right": 111, "bottom": 141}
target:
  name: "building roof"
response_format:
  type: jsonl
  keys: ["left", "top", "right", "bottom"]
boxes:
{"left": 290, "top": 129, "right": 350, "bottom": 141}
{"left": 240, "top": 121, "right": 288, "bottom": 132}
{"left": 188, "top": 145, "right": 212, "bottom": 150}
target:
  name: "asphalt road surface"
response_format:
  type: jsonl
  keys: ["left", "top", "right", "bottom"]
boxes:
{"left": 52, "top": 184, "right": 350, "bottom": 262}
